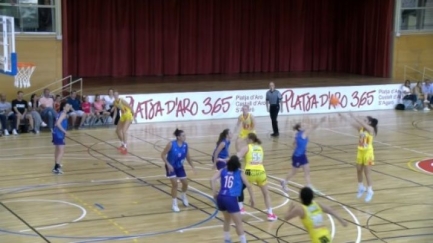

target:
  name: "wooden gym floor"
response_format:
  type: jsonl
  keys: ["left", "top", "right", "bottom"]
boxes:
{"left": 0, "top": 110, "right": 432, "bottom": 243}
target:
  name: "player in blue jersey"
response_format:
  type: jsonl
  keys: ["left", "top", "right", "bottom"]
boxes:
{"left": 161, "top": 128, "right": 196, "bottom": 212}
{"left": 281, "top": 117, "right": 326, "bottom": 192}
{"left": 212, "top": 129, "right": 232, "bottom": 170}
{"left": 52, "top": 102, "right": 71, "bottom": 175}
{"left": 211, "top": 155, "right": 255, "bottom": 243}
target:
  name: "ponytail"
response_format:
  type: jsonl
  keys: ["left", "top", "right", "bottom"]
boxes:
{"left": 247, "top": 133, "right": 261, "bottom": 145}
{"left": 216, "top": 129, "right": 230, "bottom": 146}
{"left": 367, "top": 116, "right": 378, "bottom": 135}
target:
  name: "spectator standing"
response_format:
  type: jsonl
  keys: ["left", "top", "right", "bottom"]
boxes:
{"left": 12, "top": 91, "right": 34, "bottom": 133}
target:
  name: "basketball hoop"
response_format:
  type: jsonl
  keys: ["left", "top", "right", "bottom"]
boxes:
{"left": 14, "top": 62, "right": 35, "bottom": 88}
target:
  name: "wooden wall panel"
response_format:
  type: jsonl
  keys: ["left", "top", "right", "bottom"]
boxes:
{"left": 393, "top": 34, "right": 433, "bottom": 81}
{"left": 0, "top": 36, "right": 62, "bottom": 100}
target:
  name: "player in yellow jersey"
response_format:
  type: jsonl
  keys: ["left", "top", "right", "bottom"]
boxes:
{"left": 237, "top": 133, "right": 277, "bottom": 221}
{"left": 340, "top": 112, "right": 378, "bottom": 202}
{"left": 284, "top": 187, "right": 347, "bottom": 243}
{"left": 113, "top": 91, "right": 134, "bottom": 155}
{"left": 233, "top": 105, "right": 256, "bottom": 152}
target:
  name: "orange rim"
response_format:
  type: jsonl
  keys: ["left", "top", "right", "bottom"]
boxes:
{"left": 17, "top": 62, "right": 35, "bottom": 68}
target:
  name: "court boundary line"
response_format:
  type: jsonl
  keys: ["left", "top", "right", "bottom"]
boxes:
{"left": 267, "top": 175, "right": 361, "bottom": 243}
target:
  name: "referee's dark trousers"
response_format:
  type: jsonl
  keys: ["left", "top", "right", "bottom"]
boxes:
{"left": 269, "top": 104, "right": 279, "bottom": 135}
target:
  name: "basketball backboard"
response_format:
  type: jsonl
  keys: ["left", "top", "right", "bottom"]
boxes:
{"left": 0, "top": 15, "right": 17, "bottom": 76}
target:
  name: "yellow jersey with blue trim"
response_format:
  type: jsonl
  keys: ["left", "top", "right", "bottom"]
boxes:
{"left": 244, "top": 144, "right": 265, "bottom": 171}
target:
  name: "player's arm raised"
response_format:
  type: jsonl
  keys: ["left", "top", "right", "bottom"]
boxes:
{"left": 338, "top": 113, "right": 361, "bottom": 131}
{"left": 303, "top": 116, "right": 326, "bottom": 138}
{"left": 348, "top": 113, "right": 375, "bottom": 135}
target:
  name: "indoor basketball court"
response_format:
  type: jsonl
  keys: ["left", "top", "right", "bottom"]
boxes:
{"left": 0, "top": 0, "right": 433, "bottom": 243}
{"left": 0, "top": 111, "right": 432, "bottom": 243}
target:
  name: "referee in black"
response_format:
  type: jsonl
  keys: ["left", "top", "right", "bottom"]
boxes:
{"left": 266, "top": 82, "right": 282, "bottom": 137}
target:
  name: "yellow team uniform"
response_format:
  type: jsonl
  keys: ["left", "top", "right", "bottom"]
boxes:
{"left": 356, "top": 128, "right": 374, "bottom": 165}
{"left": 238, "top": 113, "right": 255, "bottom": 139}
{"left": 301, "top": 201, "right": 331, "bottom": 243}
{"left": 244, "top": 144, "right": 267, "bottom": 186}
{"left": 114, "top": 98, "right": 133, "bottom": 122}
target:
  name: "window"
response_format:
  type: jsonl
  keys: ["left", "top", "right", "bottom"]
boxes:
{"left": 399, "top": 0, "right": 433, "bottom": 31}
{"left": 0, "top": 0, "right": 56, "bottom": 33}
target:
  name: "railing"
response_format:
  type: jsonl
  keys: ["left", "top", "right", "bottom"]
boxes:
{"left": 24, "top": 76, "right": 83, "bottom": 100}
{"left": 51, "top": 78, "right": 83, "bottom": 101}
{"left": 423, "top": 67, "right": 433, "bottom": 81}
{"left": 23, "top": 75, "right": 73, "bottom": 98}
{"left": 403, "top": 65, "right": 424, "bottom": 81}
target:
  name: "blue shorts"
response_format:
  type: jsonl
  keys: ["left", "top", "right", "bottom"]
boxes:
{"left": 52, "top": 134, "right": 65, "bottom": 146}
{"left": 215, "top": 159, "right": 226, "bottom": 170}
{"left": 292, "top": 154, "right": 308, "bottom": 168}
{"left": 165, "top": 165, "right": 187, "bottom": 179}
{"left": 217, "top": 195, "right": 240, "bottom": 213}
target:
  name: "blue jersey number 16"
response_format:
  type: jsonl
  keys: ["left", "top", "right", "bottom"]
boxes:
{"left": 223, "top": 175, "right": 234, "bottom": 188}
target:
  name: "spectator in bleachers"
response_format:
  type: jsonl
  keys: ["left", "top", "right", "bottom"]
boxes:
{"left": 54, "top": 95, "right": 61, "bottom": 113}
{"left": 105, "top": 89, "right": 117, "bottom": 124}
{"left": 11, "top": 91, "right": 34, "bottom": 133}
{"left": 29, "top": 93, "right": 47, "bottom": 133}
{"left": 400, "top": 80, "right": 417, "bottom": 110}
{"left": 67, "top": 90, "right": 87, "bottom": 129}
{"left": 93, "top": 94, "right": 110, "bottom": 124}
{"left": 81, "top": 95, "right": 94, "bottom": 126}
{"left": 0, "top": 93, "right": 18, "bottom": 135}
{"left": 422, "top": 79, "right": 433, "bottom": 109}
{"left": 413, "top": 81, "right": 429, "bottom": 111}
{"left": 39, "top": 88, "right": 57, "bottom": 130}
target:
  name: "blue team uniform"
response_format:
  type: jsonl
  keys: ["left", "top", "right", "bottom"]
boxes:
{"left": 217, "top": 168, "right": 243, "bottom": 213}
{"left": 52, "top": 112, "right": 67, "bottom": 146}
{"left": 166, "top": 140, "right": 188, "bottom": 178}
{"left": 212, "top": 139, "right": 231, "bottom": 170}
{"left": 292, "top": 131, "right": 309, "bottom": 168}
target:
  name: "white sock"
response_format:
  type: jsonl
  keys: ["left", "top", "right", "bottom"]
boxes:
{"left": 181, "top": 192, "right": 186, "bottom": 198}
{"left": 238, "top": 202, "right": 243, "bottom": 209}
{"left": 239, "top": 234, "right": 247, "bottom": 243}
{"left": 223, "top": 231, "right": 230, "bottom": 240}
{"left": 367, "top": 186, "right": 373, "bottom": 193}
{"left": 267, "top": 208, "right": 273, "bottom": 214}
{"left": 123, "top": 143, "right": 127, "bottom": 148}
{"left": 172, "top": 198, "right": 177, "bottom": 206}
{"left": 358, "top": 183, "right": 364, "bottom": 190}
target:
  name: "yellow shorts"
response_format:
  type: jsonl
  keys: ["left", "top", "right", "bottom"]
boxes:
{"left": 119, "top": 111, "right": 134, "bottom": 123}
{"left": 357, "top": 150, "right": 374, "bottom": 166}
{"left": 239, "top": 129, "right": 255, "bottom": 139}
{"left": 310, "top": 230, "right": 331, "bottom": 243}
{"left": 245, "top": 169, "right": 267, "bottom": 186}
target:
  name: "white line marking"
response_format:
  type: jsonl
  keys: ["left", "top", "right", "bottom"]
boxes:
{"left": 268, "top": 175, "right": 360, "bottom": 243}
{"left": 267, "top": 181, "right": 336, "bottom": 240}
{"left": 1, "top": 199, "right": 87, "bottom": 232}
{"left": 415, "top": 161, "right": 433, "bottom": 175}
